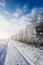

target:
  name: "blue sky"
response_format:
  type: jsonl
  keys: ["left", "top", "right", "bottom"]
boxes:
{"left": 0, "top": 0, "right": 43, "bottom": 14}
{"left": 0, "top": 0, "right": 43, "bottom": 39}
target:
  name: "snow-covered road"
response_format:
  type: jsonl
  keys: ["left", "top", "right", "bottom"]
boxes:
{"left": 0, "top": 40, "right": 30, "bottom": 65}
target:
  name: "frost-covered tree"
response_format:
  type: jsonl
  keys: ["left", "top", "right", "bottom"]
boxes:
{"left": 36, "top": 13, "right": 43, "bottom": 38}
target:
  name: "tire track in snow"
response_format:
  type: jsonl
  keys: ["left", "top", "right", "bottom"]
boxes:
{"left": 0, "top": 42, "right": 8, "bottom": 65}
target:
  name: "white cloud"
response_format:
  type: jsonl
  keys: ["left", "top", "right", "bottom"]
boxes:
{"left": 23, "top": 5, "right": 27, "bottom": 12}
{"left": 23, "top": 5, "right": 27, "bottom": 9}
{"left": 4, "top": 11, "right": 10, "bottom": 15}
{"left": 12, "top": 6, "right": 28, "bottom": 18}
{"left": 12, "top": 12, "right": 19, "bottom": 18}
{"left": 0, "top": 2, "right": 5, "bottom": 7}
{"left": 0, "top": 0, "right": 6, "bottom": 7}
{"left": 12, "top": 7, "right": 23, "bottom": 18}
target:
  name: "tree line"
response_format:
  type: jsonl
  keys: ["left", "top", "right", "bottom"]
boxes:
{"left": 11, "top": 13, "right": 43, "bottom": 48}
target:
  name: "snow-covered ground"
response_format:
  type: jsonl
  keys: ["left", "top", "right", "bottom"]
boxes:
{"left": 11, "top": 40, "right": 43, "bottom": 65}
{"left": 0, "top": 39, "right": 43, "bottom": 65}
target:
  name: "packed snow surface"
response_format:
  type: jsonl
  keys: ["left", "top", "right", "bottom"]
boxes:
{"left": 4, "top": 41, "right": 30, "bottom": 65}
